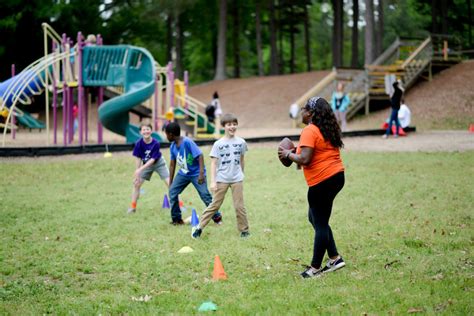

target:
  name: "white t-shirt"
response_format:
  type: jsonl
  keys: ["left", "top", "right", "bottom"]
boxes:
{"left": 398, "top": 104, "right": 411, "bottom": 128}
{"left": 211, "top": 98, "right": 222, "bottom": 116}
{"left": 210, "top": 136, "right": 247, "bottom": 183}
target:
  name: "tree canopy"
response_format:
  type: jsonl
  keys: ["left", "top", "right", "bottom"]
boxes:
{"left": 0, "top": 0, "right": 471, "bottom": 82}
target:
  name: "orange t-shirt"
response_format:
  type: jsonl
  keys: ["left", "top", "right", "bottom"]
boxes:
{"left": 296, "top": 124, "right": 344, "bottom": 187}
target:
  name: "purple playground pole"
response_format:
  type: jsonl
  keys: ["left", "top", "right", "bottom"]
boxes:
{"left": 97, "top": 34, "right": 104, "bottom": 144}
{"left": 68, "top": 86, "right": 74, "bottom": 144}
{"left": 77, "top": 32, "right": 84, "bottom": 145}
{"left": 11, "top": 64, "right": 16, "bottom": 140}
{"left": 184, "top": 70, "right": 189, "bottom": 111}
{"left": 52, "top": 42, "right": 58, "bottom": 145}
{"left": 154, "top": 76, "right": 158, "bottom": 131}
{"left": 85, "top": 88, "right": 89, "bottom": 143}
{"left": 62, "top": 34, "right": 68, "bottom": 146}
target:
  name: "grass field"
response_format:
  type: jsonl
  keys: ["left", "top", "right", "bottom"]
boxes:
{"left": 1, "top": 147, "right": 473, "bottom": 314}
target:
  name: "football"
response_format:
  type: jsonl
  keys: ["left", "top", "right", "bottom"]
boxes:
{"left": 278, "top": 137, "right": 295, "bottom": 167}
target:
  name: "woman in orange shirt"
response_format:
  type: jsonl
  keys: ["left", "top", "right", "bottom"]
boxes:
{"left": 278, "top": 97, "right": 346, "bottom": 278}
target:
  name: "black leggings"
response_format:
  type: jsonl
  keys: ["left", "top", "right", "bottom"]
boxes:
{"left": 307, "top": 172, "right": 345, "bottom": 268}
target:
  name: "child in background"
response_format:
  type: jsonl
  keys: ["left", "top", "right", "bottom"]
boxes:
{"left": 165, "top": 122, "right": 222, "bottom": 225}
{"left": 192, "top": 113, "right": 249, "bottom": 239}
{"left": 331, "top": 82, "right": 350, "bottom": 132}
{"left": 128, "top": 122, "right": 170, "bottom": 214}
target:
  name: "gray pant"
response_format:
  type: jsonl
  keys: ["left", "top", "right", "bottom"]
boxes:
{"left": 200, "top": 182, "right": 249, "bottom": 232}
{"left": 335, "top": 110, "right": 347, "bottom": 132}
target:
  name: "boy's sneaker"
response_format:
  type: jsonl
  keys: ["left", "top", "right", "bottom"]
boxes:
{"left": 212, "top": 214, "right": 223, "bottom": 225}
{"left": 322, "top": 256, "right": 346, "bottom": 273}
{"left": 382, "top": 134, "right": 388, "bottom": 139}
{"left": 240, "top": 231, "right": 250, "bottom": 238}
{"left": 170, "top": 219, "right": 184, "bottom": 226}
{"left": 300, "top": 266, "right": 324, "bottom": 279}
{"left": 127, "top": 208, "right": 136, "bottom": 214}
{"left": 192, "top": 228, "right": 202, "bottom": 239}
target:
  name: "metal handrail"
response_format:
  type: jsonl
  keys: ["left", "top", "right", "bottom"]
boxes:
{"left": 174, "top": 94, "right": 212, "bottom": 138}
{"left": 2, "top": 51, "right": 72, "bottom": 146}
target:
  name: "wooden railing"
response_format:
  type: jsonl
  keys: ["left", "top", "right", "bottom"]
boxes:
{"left": 366, "top": 36, "right": 433, "bottom": 96}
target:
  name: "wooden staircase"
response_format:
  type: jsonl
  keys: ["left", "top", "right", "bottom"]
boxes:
{"left": 366, "top": 37, "right": 433, "bottom": 100}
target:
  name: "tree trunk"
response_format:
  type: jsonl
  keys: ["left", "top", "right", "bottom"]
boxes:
{"left": 278, "top": 0, "right": 284, "bottom": 74}
{"left": 332, "top": 0, "right": 343, "bottom": 67}
{"left": 290, "top": 5, "right": 295, "bottom": 74}
{"left": 255, "top": 1, "right": 264, "bottom": 76}
{"left": 214, "top": 0, "right": 227, "bottom": 80}
{"left": 351, "top": 0, "right": 359, "bottom": 68}
{"left": 364, "top": 0, "right": 375, "bottom": 65}
{"left": 303, "top": 3, "right": 311, "bottom": 71}
{"left": 166, "top": 13, "right": 173, "bottom": 63}
{"left": 468, "top": 0, "right": 472, "bottom": 47}
{"left": 175, "top": 12, "right": 184, "bottom": 79}
{"left": 432, "top": 0, "right": 439, "bottom": 34}
{"left": 440, "top": 0, "right": 448, "bottom": 34}
{"left": 232, "top": 0, "right": 240, "bottom": 78}
{"left": 376, "top": 0, "right": 384, "bottom": 57}
{"left": 269, "top": 0, "right": 279, "bottom": 75}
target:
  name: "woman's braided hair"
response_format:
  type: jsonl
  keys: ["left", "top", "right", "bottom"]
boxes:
{"left": 305, "top": 97, "right": 344, "bottom": 149}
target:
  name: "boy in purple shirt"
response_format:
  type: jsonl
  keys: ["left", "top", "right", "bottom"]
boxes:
{"left": 165, "top": 122, "right": 222, "bottom": 225}
{"left": 128, "top": 123, "right": 170, "bottom": 214}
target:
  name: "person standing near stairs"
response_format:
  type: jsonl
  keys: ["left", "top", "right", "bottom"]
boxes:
{"left": 383, "top": 80, "right": 404, "bottom": 139}
{"left": 331, "top": 82, "right": 350, "bottom": 132}
{"left": 211, "top": 91, "right": 223, "bottom": 138}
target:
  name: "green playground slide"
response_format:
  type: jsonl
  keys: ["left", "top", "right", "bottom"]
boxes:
{"left": 83, "top": 45, "right": 162, "bottom": 143}
{"left": 16, "top": 110, "right": 46, "bottom": 129}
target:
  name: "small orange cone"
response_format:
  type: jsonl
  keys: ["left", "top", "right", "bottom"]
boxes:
{"left": 212, "top": 255, "right": 228, "bottom": 280}
{"left": 469, "top": 124, "right": 474, "bottom": 133}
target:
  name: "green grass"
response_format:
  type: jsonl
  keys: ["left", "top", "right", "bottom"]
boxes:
{"left": 1, "top": 148, "right": 473, "bottom": 314}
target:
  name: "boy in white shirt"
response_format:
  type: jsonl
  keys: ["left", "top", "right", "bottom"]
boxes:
{"left": 192, "top": 113, "right": 250, "bottom": 238}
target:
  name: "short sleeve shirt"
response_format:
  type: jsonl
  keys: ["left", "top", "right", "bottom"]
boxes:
{"left": 297, "top": 124, "right": 344, "bottom": 187}
{"left": 170, "top": 137, "right": 204, "bottom": 177}
{"left": 210, "top": 136, "right": 247, "bottom": 183}
{"left": 133, "top": 138, "right": 162, "bottom": 164}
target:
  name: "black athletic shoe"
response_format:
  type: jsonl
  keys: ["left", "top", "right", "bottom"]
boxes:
{"left": 212, "top": 214, "right": 223, "bottom": 225}
{"left": 192, "top": 228, "right": 202, "bottom": 239}
{"left": 321, "top": 256, "right": 346, "bottom": 273}
{"left": 170, "top": 219, "right": 185, "bottom": 226}
{"left": 240, "top": 231, "right": 250, "bottom": 238}
{"left": 300, "top": 266, "right": 324, "bottom": 279}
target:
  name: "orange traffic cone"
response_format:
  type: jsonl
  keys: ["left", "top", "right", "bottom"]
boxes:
{"left": 212, "top": 255, "right": 228, "bottom": 280}
{"left": 469, "top": 124, "right": 474, "bottom": 133}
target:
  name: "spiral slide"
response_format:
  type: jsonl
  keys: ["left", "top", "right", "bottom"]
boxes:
{"left": 83, "top": 45, "right": 162, "bottom": 143}
{"left": 0, "top": 72, "right": 46, "bottom": 129}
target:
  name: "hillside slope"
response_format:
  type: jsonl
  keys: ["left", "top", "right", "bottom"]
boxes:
{"left": 188, "top": 71, "right": 329, "bottom": 130}
{"left": 350, "top": 60, "right": 474, "bottom": 131}
{"left": 189, "top": 60, "right": 473, "bottom": 133}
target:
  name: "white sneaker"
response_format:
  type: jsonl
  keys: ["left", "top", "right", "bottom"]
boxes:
{"left": 127, "top": 208, "right": 136, "bottom": 214}
{"left": 300, "top": 266, "right": 324, "bottom": 278}
{"left": 322, "top": 256, "right": 346, "bottom": 273}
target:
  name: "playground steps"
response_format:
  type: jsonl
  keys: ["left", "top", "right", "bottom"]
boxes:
{"left": 307, "top": 34, "right": 461, "bottom": 122}
{"left": 366, "top": 36, "right": 434, "bottom": 101}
